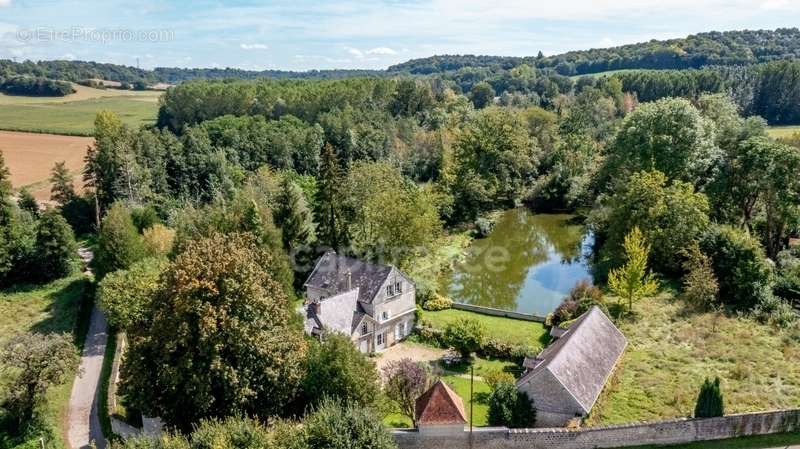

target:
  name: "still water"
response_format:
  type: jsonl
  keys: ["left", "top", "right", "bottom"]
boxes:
{"left": 439, "top": 209, "right": 594, "bottom": 316}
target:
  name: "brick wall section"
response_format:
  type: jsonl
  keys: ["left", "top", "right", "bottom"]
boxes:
{"left": 393, "top": 409, "right": 800, "bottom": 449}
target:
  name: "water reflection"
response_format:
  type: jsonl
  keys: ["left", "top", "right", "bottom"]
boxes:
{"left": 439, "top": 209, "right": 594, "bottom": 316}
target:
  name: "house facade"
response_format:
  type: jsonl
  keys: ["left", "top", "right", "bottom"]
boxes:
{"left": 516, "top": 306, "right": 627, "bottom": 427}
{"left": 303, "top": 251, "right": 416, "bottom": 353}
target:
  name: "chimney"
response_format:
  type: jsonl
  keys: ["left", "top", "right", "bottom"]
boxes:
{"left": 346, "top": 270, "right": 352, "bottom": 291}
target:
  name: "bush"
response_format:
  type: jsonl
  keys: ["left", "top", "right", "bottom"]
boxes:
{"left": 479, "top": 339, "right": 537, "bottom": 364}
{"left": 443, "top": 318, "right": 486, "bottom": 358}
{"left": 694, "top": 377, "right": 724, "bottom": 418}
{"left": 34, "top": 209, "right": 78, "bottom": 282}
{"left": 303, "top": 399, "right": 397, "bottom": 449}
{"left": 487, "top": 382, "right": 536, "bottom": 428}
{"left": 303, "top": 333, "right": 381, "bottom": 409}
{"left": 97, "top": 257, "right": 166, "bottom": 330}
{"left": 484, "top": 370, "right": 515, "bottom": 390}
{"left": 681, "top": 243, "right": 720, "bottom": 310}
{"left": 190, "top": 417, "right": 270, "bottom": 449}
{"left": 700, "top": 225, "right": 772, "bottom": 310}
{"left": 751, "top": 284, "right": 798, "bottom": 328}
{"left": 550, "top": 280, "right": 605, "bottom": 326}
{"left": 95, "top": 202, "right": 146, "bottom": 279}
{"left": 422, "top": 294, "right": 453, "bottom": 311}
{"left": 474, "top": 217, "right": 495, "bottom": 238}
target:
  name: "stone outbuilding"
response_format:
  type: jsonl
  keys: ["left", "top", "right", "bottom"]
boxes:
{"left": 516, "top": 306, "right": 627, "bottom": 427}
{"left": 415, "top": 380, "right": 468, "bottom": 436}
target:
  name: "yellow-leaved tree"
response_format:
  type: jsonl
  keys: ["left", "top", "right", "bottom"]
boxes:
{"left": 608, "top": 227, "right": 659, "bottom": 314}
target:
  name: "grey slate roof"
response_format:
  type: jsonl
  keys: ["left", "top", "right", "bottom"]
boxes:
{"left": 517, "top": 306, "right": 627, "bottom": 414}
{"left": 304, "top": 251, "right": 393, "bottom": 304}
{"left": 304, "top": 289, "right": 367, "bottom": 336}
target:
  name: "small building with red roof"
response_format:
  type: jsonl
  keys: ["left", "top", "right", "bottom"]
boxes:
{"left": 414, "top": 380, "right": 468, "bottom": 435}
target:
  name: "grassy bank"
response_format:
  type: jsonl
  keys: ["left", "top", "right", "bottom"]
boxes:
{"left": 766, "top": 125, "right": 800, "bottom": 139}
{"left": 589, "top": 289, "right": 800, "bottom": 426}
{"left": 0, "top": 275, "right": 93, "bottom": 449}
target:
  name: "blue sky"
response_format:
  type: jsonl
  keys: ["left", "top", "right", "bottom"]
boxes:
{"left": 2, "top": 0, "right": 800, "bottom": 71}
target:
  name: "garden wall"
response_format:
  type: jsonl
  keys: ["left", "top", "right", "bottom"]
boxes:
{"left": 393, "top": 409, "right": 800, "bottom": 449}
{"left": 451, "top": 303, "right": 546, "bottom": 322}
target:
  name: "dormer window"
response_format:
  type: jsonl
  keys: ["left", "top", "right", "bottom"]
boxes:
{"left": 395, "top": 282, "right": 402, "bottom": 293}
{"left": 386, "top": 285, "right": 394, "bottom": 296}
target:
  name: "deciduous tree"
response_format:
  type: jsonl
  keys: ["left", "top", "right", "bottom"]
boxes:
{"left": 382, "top": 358, "right": 433, "bottom": 426}
{"left": 608, "top": 227, "right": 659, "bottom": 314}
{"left": 121, "top": 233, "right": 307, "bottom": 431}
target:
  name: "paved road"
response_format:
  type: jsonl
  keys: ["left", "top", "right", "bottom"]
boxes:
{"left": 67, "top": 248, "right": 107, "bottom": 449}
{"left": 67, "top": 305, "right": 108, "bottom": 449}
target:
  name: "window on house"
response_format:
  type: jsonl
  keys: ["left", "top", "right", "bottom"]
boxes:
{"left": 382, "top": 311, "right": 389, "bottom": 321}
{"left": 361, "top": 323, "right": 368, "bottom": 335}
{"left": 396, "top": 323, "right": 405, "bottom": 339}
{"left": 395, "top": 282, "right": 402, "bottom": 293}
{"left": 377, "top": 333, "right": 383, "bottom": 346}
{"left": 386, "top": 285, "right": 394, "bottom": 296}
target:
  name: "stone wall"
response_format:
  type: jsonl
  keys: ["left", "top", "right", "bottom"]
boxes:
{"left": 393, "top": 409, "right": 800, "bottom": 449}
{"left": 451, "top": 303, "right": 545, "bottom": 322}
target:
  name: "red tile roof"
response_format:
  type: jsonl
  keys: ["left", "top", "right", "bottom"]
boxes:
{"left": 415, "top": 380, "right": 468, "bottom": 426}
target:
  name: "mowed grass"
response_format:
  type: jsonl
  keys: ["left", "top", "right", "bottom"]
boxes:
{"left": 766, "top": 125, "right": 800, "bottom": 139}
{"left": 588, "top": 290, "right": 800, "bottom": 426}
{"left": 0, "top": 96, "right": 160, "bottom": 136}
{"left": 0, "top": 275, "right": 92, "bottom": 449}
{"left": 418, "top": 308, "right": 549, "bottom": 348}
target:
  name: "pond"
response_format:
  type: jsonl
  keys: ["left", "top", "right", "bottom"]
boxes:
{"left": 439, "top": 209, "right": 594, "bottom": 317}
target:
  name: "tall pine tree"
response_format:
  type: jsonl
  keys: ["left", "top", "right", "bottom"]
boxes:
{"left": 315, "top": 143, "right": 348, "bottom": 249}
{"left": 694, "top": 377, "right": 725, "bottom": 418}
{"left": 274, "top": 176, "right": 314, "bottom": 251}
{"left": 50, "top": 161, "right": 76, "bottom": 206}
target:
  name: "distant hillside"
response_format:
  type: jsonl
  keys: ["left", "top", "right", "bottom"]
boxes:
{"left": 389, "top": 28, "right": 800, "bottom": 75}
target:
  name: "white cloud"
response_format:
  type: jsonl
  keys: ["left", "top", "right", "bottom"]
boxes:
{"left": 344, "top": 46, "right": 364, "bottom": 58}
{"left": 366, "top": 47, "right": 397, "bottom": 55}
{"left": 61, "top": 53, "right": 75, "bottom": 60}
{"left": 240, "top": 43, "right": 268, "bottom": 50}
{"left": 0, "top": 0, "right": 11, "bottom": 8}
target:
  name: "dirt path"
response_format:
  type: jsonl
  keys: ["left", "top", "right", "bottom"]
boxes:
{"left": 376, "top": 342, "right": 447, "bottom": 373}
{"left": 67, "top": 248, "right": 107, "bottom": 449}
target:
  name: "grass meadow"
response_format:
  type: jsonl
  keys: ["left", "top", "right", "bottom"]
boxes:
{"left": 0, "top": 275, "right": 93, "bottom": 449}
{"left": 589, "top": 289, "right": 800, "bottom": 426}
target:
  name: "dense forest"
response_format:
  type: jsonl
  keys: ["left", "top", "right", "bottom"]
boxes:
{"left": 390, "top": 28, "right": 800, "bottom": 75}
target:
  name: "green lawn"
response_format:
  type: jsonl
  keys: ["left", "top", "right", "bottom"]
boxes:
{"left": 589, "top": 290, "right": 800, "bottom": 426}
{"left": 0, "top": 275, "right": 93, "bottom": 449}
{"left": 0, "top": 96, "right": 160, "bottom": 136}
{"left": 418, "top": 308, "right": 549, "bottom": 348}
{"left": 766, "top": 125, "right": 800, "bottom": 139}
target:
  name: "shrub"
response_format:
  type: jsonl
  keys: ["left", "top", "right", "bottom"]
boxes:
{"left": 422, "top": 294, "right": 453, "bottom": 311}
{"left": 681, "top": 242, "right": 720, "bottom": 310}
{"left": 479, "top": 339, "right": 538, "bottom": 364}
{"left": 303, "top": 398, "right": 397, "bottom": 449}
{"left": 484, "top": 370, "right": 515, "bottom": 390}
{"left": 97, "top": 257, "right": 166, "bottom": 330}
{"left": 142, "top": 224, "right": 176, "bottom": 258}
{"left": 95, "top": 202, "right": 146, "bottom": 279}
{"left": 487, "top": 382, "right": 536, "bottom": 428}
{"left": 443, "top": 318, "right": 486, "bottom": 359}
{"left": 190, "top": 417, "right": 270, "bottom": 449}
{"left": 303, "top": 333, "right": 381, "bottom": 409}
{"left": 751, "top": 284, "right": 798, "bottom": 328}
{"left": 34, "top": 209, "right": 78, "bottom": 282}
{"left": 474, "top": 217, "right": 495, "bottom": 238}
{"left": 694, "top": 377, "right": 724, "bottom": 418}
{"left": 700, "top": 225, "right": 772, "bottom": 310}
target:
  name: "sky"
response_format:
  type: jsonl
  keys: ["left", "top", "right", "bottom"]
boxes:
{"left": 2, "top": 0, "right": 800, "bottom": 71}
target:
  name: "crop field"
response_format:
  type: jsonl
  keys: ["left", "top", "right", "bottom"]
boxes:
{"left": 0, "top": 83, "right": 162, "bottom": 105}
{"left": 0, "top": 84, "right": 162, "bottom": 136}
{"left": 0, "top": 131, "right": 93, "bottom": 200}
{"left": 766, "top": 125, "right": 800, "bottom": 139}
